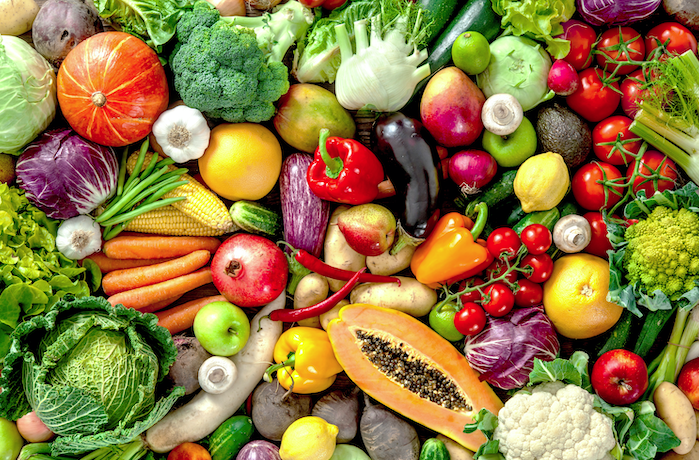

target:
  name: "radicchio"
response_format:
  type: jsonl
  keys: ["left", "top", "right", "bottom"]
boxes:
{"left": 576, "top": 0, "right": 662, "bottom": 26}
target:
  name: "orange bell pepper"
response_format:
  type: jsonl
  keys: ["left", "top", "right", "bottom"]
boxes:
{"left": 410, "top": 203, "right": 493, "bottom": 286}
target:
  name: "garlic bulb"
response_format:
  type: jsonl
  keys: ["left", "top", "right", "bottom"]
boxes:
{"left": 56, "top": 215, "right": 102, "bottom": 260}
{"left": 151, "top": 105, "right": 211, "bottom": 163}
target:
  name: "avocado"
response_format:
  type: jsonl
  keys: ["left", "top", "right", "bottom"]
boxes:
{"left": 536, "top": 102, "right": 592, "bottom": 169}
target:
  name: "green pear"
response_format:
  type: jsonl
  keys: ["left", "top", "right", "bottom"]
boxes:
{"left": 337, "top": 204, "right": 397, "bottom": 257}
{"left": 0, "top": 154, "right": 16, "bottom": 184}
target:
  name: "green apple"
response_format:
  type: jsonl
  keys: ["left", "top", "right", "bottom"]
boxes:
{"left": 0, "top": 417, "right": 23, "bottom": 460}
{"left": 193, "top": 301, "right": 251, "bottom": 357}
{"left": 482, "top": 116, "right": 537, "bottom": 168}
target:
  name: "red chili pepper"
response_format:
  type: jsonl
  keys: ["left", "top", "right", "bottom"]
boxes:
{"left": 294, "top": 249, "right": 400, "bottom": 285}
{"left": 270, "top": 268, "right": 366, "bottom": 322}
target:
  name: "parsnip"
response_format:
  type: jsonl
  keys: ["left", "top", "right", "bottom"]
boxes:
{"left": 0, "top": 0, "right": 39, "bottom": 35}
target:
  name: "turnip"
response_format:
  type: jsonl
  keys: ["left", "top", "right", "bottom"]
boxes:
{"left": 663, "top": 0, "right": 699, "bottom": 31}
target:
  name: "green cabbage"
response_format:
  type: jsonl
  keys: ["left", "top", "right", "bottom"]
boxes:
{"left": 0, "top": 35, "right": 57, "bottom": 155}
{"left": 0, "top": 295, "right": 184, "bottom": 455}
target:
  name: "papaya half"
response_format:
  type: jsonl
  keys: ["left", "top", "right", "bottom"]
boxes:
{"left": 327, "top": 303, "right": 503, "bottom": 450}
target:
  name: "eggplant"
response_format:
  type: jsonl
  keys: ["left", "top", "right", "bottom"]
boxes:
{"left": 372, "top": 112, "right": 441, "bottom": 246}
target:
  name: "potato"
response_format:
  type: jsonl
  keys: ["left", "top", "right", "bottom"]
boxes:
{"left": 0, "top": 0, "right": 39, "bottom": 35}
{"left": 661, "top": 439, "right": 699, "bottom": 460}
{"left": 655, "top": 381, "right": 698, "bottom": 454}
{"left": 436, "top": 434, "right": 475, "bottom": 460}
{"left": 293, "top": 272, "right": 329, "bottom": 328}
{"left": 320, "top": 299, "right": 350, "bottom": 330}
{"left": 324, "top": 206, "right": 366, "bottom": 292}
{"left": 349, "top": 276, "right": 437, "bottom": 318}
{"left": 366, "top": 244, "right": 416, "bottom": 276}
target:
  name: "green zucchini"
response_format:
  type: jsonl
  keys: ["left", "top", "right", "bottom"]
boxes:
{"left": 229, "top": 200, "right": 282, "bottom": 237}
{"left": 419, "top": 438, "right": 450, "bottom": 460}
{"left": 461, "top": 169, "right": 518, "bottom": 216}
{"left": 208, "top": 415, "right": 254, "bottom": 460}
{"left": 419, "top": 0, "right": 460, "bottom": 44}
{"left": 597, "top": 308, "right": 635, "bottom": 357}
{"left": 513, "top": 207, "right": 561, "bottom": 235}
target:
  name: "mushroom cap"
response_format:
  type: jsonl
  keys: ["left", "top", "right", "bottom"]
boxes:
{"left": 481, "top": 94, "right": 524, "bottom": 136}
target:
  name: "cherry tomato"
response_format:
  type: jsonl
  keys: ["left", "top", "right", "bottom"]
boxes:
{"left": 458, "top": 277, "right": 485, "bottom": 303}
{"left": 486, "top": 259, "right": 518, "bottom": 284}
{"left": 558, "top": 20, "right": 597, "bottom": 71}
{"left": 595, "top": 26, "right": 645, "bottom": 76}
{"left": 520, "top": 253, "right": 554, "bottom": 283}
{"left": 454, "top": 302, "right": 487, "bottom": 336}
{"left": 513, "top": 278, "right": 544, "bottom": 308}
{"left": 645, "top": 22, "right": 698, "bottom": 59}
{"left": 627, "top": 150, "right": 679, "bottom": 197}
{"left": 583, "top": 211, "right": 617, "bottom": 259}
{"left": 482, "top": 283, "right": 515, "bottom": 317}
{"left": 520, "top": 224, "right": 552, "bottom": 255}
{"left": 566, "top": 68, "right": 621, "bottom": 122}
{"left": 571, "top": 161, "right": 625, "bottom": 211}
{"left": 592, "top": 116, "right": 643, "bottom": 165}
{"left": 486, "top": 227, "right": 521, "bottom": 261}
{"left": 428, "top": 302, "right": 465, "bottom": 342}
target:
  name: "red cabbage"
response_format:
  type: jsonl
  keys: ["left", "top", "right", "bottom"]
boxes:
{"left": 464, "top": 305, "right": 560, "bottom": 390}
{"left": 16, "top": 128, "right": 118, "bottom": 220}
{"left": 576, "top": 0, "right": 662, "bottom": 26}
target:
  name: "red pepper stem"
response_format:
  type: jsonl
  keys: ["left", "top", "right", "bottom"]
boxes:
{"left": 264, "top": 352, "right": 296, "bottom": 383}
{"left": 295, "top": 248, "right": 401, "bottom": 285}
{"left": 270, "top": 268, "right": 367, "bottom": 322}
{"left": 318, "top": 128, "right": 344, "bottom": 179}
{"left": 470, "top": 202, "right": 488, "bottom": 240}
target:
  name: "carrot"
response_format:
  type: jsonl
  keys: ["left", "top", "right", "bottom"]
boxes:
{"left": 156, "top": 295, "right": 228, "bottom": 335}
{"left": 139, "top": 295, "right": 184, "bottom": 315}
{"left": 107, "top": 267, "right": 214, "bottom": 310}
{"left": 82, "top": 252, "right": 176, "bottom": 273}
{"left": 102, "top": 235, "right": 222, "bottom": 260}
{"left": 101, "top": 250, "right": 212, "bottom": 296}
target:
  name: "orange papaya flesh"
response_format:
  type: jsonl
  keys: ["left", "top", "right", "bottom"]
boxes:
{"left": 327, "top": 303, "right": 503, "bottom": 450}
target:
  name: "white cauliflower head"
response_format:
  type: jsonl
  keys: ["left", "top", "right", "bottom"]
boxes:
{"left": 493, "top": 381, "right": 617, "bottom": 460}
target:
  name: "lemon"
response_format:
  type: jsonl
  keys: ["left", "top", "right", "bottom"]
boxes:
{"left": 452, "top": 31, "right": 491, "bottom": 75}
{"left": 514, "top": 151, "right": 570, "bottom": 213}
{"left": 543, "top": 253, "right": 624, "bottom": 339}
{"left": 279, "top": 416, "right": 339, "bottom": 460}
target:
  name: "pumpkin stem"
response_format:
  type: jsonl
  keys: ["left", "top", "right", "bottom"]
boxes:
{"left": 91, "top": 91, "right": 107, "bottom": 107}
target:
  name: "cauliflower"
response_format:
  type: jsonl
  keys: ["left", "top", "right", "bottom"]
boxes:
{"left": 493, "top": 381, "right": 616, "bottom": 460}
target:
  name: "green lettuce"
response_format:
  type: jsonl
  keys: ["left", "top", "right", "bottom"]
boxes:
{"left": 491, "top": 0, "right": 575, "bottom": 59}
{"left": 0, "top": 295, "right": 184, "bottom": 456}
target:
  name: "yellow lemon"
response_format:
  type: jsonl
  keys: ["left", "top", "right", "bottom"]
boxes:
{"left": 198, "top": 122, "right": 282, "bottom": 201}
{"left": 279, "top": 416, "right": 338, "bottom": 460}
{"left": 543, "top": 253, "right": 624, "bottom": 339}
{"left": 514, "top": 151, "right": 570, "bottom": 213}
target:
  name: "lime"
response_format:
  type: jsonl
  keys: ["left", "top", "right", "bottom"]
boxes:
{"left": 451, "top": 31, "right": 491, "bottom": 75}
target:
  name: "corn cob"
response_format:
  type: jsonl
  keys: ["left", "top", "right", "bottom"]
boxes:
{"left": 124, "top": 205, "right": 230, "bottom": 236}
{"left": 127, "top": 152, "right": 236, "bottom": 233}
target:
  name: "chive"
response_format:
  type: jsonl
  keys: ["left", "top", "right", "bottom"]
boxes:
{"left": 116, "top": 146, "right": 129, "bottom": 197}
{"left": 122, "top": 140, "right": 148, "bottom": 193}
{"left": 100, "top": 196, "right": 187, "bottom": 227}
{"left": 96, "top": 165, "right": 173, "bottom": 223}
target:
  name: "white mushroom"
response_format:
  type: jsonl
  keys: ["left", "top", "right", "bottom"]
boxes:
{"left": 553, "top": 214, "right": 592, "bottom": 253}
{"left": 198, "top": 356, "right": 238, "bottom": 394}
{"left": 481, "top": 93, "right": 524, "bottom": 136}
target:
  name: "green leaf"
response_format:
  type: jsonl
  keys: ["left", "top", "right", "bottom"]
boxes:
{"left": 627, "top": 414, "right": 681, "bottom": 460}
{"left": 528, "top": 353, "right": 585, "bottom": 386}
{"left": 463, "top": 408, "right": 499, "bottom": 438}
{"left": 80, "top": 258, "right": 103, "bottom": 294}
{"left": 0, "top": 284, "right": 48, "bottom": 327}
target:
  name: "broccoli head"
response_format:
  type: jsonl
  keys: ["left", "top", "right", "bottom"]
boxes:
{"left": 169, "top": 1, "right": 291, "bottom": 123}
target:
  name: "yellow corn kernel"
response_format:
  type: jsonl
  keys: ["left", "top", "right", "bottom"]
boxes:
{"left": 124, "top": 206, "right": 228, "bottom": 236}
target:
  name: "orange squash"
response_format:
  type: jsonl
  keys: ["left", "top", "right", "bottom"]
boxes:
{"left": 327, "top": 303, "right": 503, "bottom": 450}
{"left": 57, "top": 32, "right": 169, "bottom": 147}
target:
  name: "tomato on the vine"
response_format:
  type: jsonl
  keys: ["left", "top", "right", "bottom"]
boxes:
{"left": 520, "top": 253, "right": 554, "bottom": 283}
{"left": 627, "top": 150, "right": 679, "bottom": 197}
{"left": 592, "top": 116, "right": 643, "bottom": 165}
{"left": 595, "top": 26, "right": 645, "bottom": 76}
{"left": 566, "top": 68, "right": 621, "bottom": 122}
{"left": 459, "top": 277, "right": 485, "bottom": 303}
{"left": 583, "top": 211, "right": 617, "bottom": 259}
{"left": 645, "top": 22, "right": 698, "bottom": 59}
{"left": 514, "top": 279, "right": 544, "bottom": 308}
{"left": 558, "top": 20, "right": 597, "bottom": 71}
{"left": 520, "top": 224, "right": 552, "bottom": 255}
{"left": 486, "top": 227, "right": 521, "bottom": 261}
{"left": 482, "top": 283, "right": 515, "bottom": 317}
{"left": 454, "top": 302, "right": 487, "bottom": 336}
{"left": 486, "top": 259, "right": 518, "bottom": 284}
{"left": 572, "top": 161, "right": 626, "bottom": 211}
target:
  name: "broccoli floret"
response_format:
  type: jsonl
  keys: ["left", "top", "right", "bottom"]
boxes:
{"left": 623, "top": 206, "right": 699, "bottom": 300}
{"left": 170, "top": 1, "right": 291, "bottom": 124}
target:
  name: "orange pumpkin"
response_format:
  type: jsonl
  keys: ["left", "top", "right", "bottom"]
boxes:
{"left": 57, "top": 31, "right": 169, "bottom": 147}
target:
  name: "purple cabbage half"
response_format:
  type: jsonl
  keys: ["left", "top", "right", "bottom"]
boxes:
{"left": 576, "top": 0, "right": 662, "bottom": 26}
{"left": 464, "top": 305, "right": 560, "bottom": 390}
{"left": 16, "top": 128, "right": 118, "bottom": 220}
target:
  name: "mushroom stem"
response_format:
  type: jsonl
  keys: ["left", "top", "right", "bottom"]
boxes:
{"left": 198, "top": 356, "right": 238, "bottom": 394}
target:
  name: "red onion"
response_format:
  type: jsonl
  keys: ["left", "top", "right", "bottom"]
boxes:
{"left": 447, "top": 149, "right": 498, "bottom": 196}
{"left": 236, "top": 440, "right": 281, "bottom": 460}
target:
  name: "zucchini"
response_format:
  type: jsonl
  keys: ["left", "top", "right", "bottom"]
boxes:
{"left": 229, "top": 200, "right": 282, "bottom": 237}
{"left": 419, "top": 438, "right": 450, "bottom": 460}
{"left": 208, "top": 415, "right": 255, "bottom": 460}
{"left": 459, "top": 169, "right": 518, "bottom": 216}
{"left": 512, "top": 207, "right": 561, "bottom": 235}
{"left": 419, "top": 0, "right": 460, "bottom": 44}
{"left": 597, "top": 308, "right": 635, "bottom": 357}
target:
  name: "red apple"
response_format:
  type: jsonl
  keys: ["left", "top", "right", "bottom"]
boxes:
{"left": 211, "top": 234, "right": 288, "bottom": 308}
{"left": 167, "top": 442, "right": 211, "bottom": 460}
{"left": 677, "top": 357, "right": 699, "bottom": 409}
{"left": 591, "top": 349, "right": 648, "bottom": 405}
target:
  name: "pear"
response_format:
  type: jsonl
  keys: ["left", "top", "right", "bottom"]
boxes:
{"left": 0, "top": 154, "right": 15, "bottom": 184}
{"left": 337, "top": 203, "right": 397, "bottom": 257}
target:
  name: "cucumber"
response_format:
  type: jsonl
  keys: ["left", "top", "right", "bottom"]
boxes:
{"left": 633, "top": 307, "right": 676, "bottom": 358}
{"left": 558, "top": 200, "right": 580, "bottom": 218}
{"left": 597, "top": 308, "right": 635, "bottom": 357}
{"left": 229, "top": 200, "right": 282, "bottom": 237}
{"left": 461, "top": 169, "right": 518, "bottom": 217}
{"left": 419, "top": 0, "right": 460, "bottom": 44}
{"left": 513, "top": 207, "right": 561, "bottom": 235}
{"left": 208, "top": 415, "right": 255, "bottom": 460}
{"left": 506, "top": 202, "right": 526, "bottom": 227}
{"left": 419, "top": 438, "right": 450, "bottom": 460}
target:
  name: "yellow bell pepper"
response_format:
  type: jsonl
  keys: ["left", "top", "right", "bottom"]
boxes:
{"left": 268, "top": 326, "right": 344, "bottom": 394}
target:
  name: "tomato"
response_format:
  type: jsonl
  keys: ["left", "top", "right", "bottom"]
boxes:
{"left": 486, "top": 259, "right": 518, "bottom": 284}
{"left": 520, "top": 253, "right": 554, "bottom": 283}
{"left": 459, "top": 277, "right": 485, "bottom": 303}
{"left": 486, "top": 227, "right": 521, "bottom": 261}
{"left": 583, "top": 211, "right": 617, "bottom": 259}
{"left": 566, "top": 68, "right": 621, "bottom": 122}
{"left": 454, "top": 302, "right": 487, "bottom": 336}
{"left": 558, "top": 20, "right": 597, "bottom": 71}
{"left": 428, "top": 302, "right": 466, "bottom": 342}
{"left": 627, "top": 150, "right": 679, "bottom": 197}
{"left": 592, "top": 116, "right": 643, "bottom": 166}
{"left": 520, "top": 224, "right": 552, "bottom": 255}
{"left": 595, "top": 27, "right": 645, "bottom": 76}
{"left": 482, "top": 283, "right": 515, "bottom": 317}
{"left": 572, "top": 161, "right": 626, "bottom": 211}
{"left": 513, "top": 279, "right": 544, "bottom": 308}
{"left": 645, "top": 22, "right": 698, "bottom": 59}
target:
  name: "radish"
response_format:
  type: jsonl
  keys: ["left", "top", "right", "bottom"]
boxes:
{"left": 548, "top": 60, "right": 580, "bottom": 96}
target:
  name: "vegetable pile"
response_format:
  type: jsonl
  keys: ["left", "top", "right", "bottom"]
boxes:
{"left": 1, "top": 0, "right": 699, "bottom": 460}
